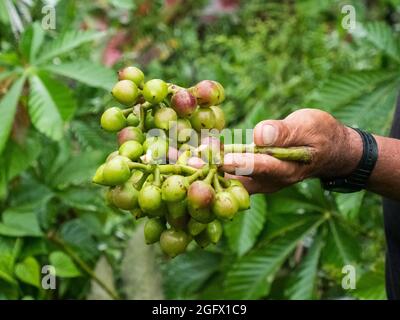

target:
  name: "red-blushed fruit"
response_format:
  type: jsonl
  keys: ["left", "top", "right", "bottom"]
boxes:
{"left": 142, "top": 79, "right": 168, "bottom": 103}
{"left": 138, "top": 184, "right": 163, "bottom": 213}
{"left": 190, "top": 108, "right": 216, "bottom": 131}
{"left": 212, "top": 191, "right": 239, "bottom": 220}
{"left": 119, "top": 140, "right": 143, "bottom": 161}
{"left": 206, "top": 220, "right": 222, "bottom": 244}
{"left": 187, "top": 180, "right": 215, "bottom": 208}
{"left": 188, "top": 218, "right": 207, "bottom": 236}
{"left": 227, "top": 185, "right": 250, "bottom": 211}
{"left": 161, "top": 175, "right": 188, "bottom": 202}
{"left": 160, "top": 229, "right": 190, "bottom": 257}
{"left": 167, "top": 146, "right": 179, "bottom": 163}
{"left": 210, "top": 106, "right": 225, "bottom": 131}
{"left": 191, "top": 80, "right": 220, "bottom": 107}
{"left": 101, "top": 107, "right": 127, "bottom": 132}
{"left": 111, "top": 80, "right": 139, "bottom": 105}
{"left": 154, "top": 107, "right": 177, "bottom": 130}
{"left": 144, "top": 218, "right": 166, "bottom": 244}
{"left": 212, "top": 81, "right": 225, "bottom": 104}
{"left": 111, "top": 182, "right": 139, "bottom": 210}
{"left": 102, "top": 157, "right": 131, "bottom": 186}
{"left": 117, "top": 126, "right": 145, "bottom": 145}
{"left": 118, "top": 66, "right": 144, "bottom": 87}
{"left": 171, "top": 89, "right": 197, "bottom": 117}
{"left": 187, "top": 157, "right": 206, "bottom": 169}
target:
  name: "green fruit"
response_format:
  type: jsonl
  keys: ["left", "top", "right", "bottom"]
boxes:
{"left": 175, "top": 118, "right": 193, "bottom": 143}
{"left": 118, "top": 66, "right": 144, "bottom": 87}
{"left": 188, "top": 218, "right": 207, "bottom": 236}
{"left": 190, "top": 108, "right": 216, "bottom": 132}
{"left": 102, "top": 157, "right": 131, "bottom": 186}
{"left": 144, "top": 218, "right": 166, "bottom": 244}
{"left": 212, "top": 81, "right": 225, "bottom": 104}
{"left": 112, "top": 182, "right": 139, "bottom": 210}
{"left": 118, "top": 127, "right": 145, "bottom": 145}
{"left": 147, "top": 201, "right": 168, "bottom": 218}
{"left": 188, "top": 203, "right": 214, "bottom": 223}
{"left": 101, "top": 107, "right": 127, "bottom": 132}
{"left": 126, "top": 113, "right": 140, "bottom": 126}
{"left": 131, "top": 208, "right": 146, "bottom": 219}
{"left": 154, "top": 107, "right": 177, "bottom": 130}
{"left": 227, "top": 185, "right": 250, "bottom": 211}
{"left": 92, "top": 164, "right": 107, "bottom": 185}
{"left": 161, "top": 175, "right": 188, "bottom": 202}
{"left": 119, "top": 140, "right": 143, "bottom": 161}
{"left": 187, "top": 180, "right": 215, "bottom": 209}
{"left": 106, "top": 151, "right": 119, "bottom": 162}
{"left": 166, "top": 204, "right": 189, "bottom": 230}
{"left": 206, "top": 220, "right": 222, "bottom": 244}
{"left": 138, "top": 184, "right": 162, "bottom": 213}
{"left": 142, "top": 79, "right": 168, "bottom": 103}
{"left": 111, "top": 80, "right": 139, "bottom": 105}
{"left": 160, "top": 229, "right": 190, "bottom": 258}
{"left": 194, "top": 230, "right": 210, "bottom": 249}
{"left": 146, "top": 137, "right": 169, "bottom": 161}
{"left": 212, "top": 191, "right": 239, "bottom": 220}
{"left": 145, "top": 111, "right": 156, "bottom": 130}
{"left": 210, "top": 106, "right": 225, "bottom": 131}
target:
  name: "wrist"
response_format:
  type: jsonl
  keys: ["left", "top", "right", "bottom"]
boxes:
{"left": 339, "top": 126, "right": 364, "bottom": 176}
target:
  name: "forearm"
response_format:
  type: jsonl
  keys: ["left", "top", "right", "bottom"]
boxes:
{"left": 367, "top": 135, "right": 400, "bottom": 201}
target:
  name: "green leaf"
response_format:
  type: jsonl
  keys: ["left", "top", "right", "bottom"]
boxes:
{"left": 0, "top": 237, "right": 21, "bottom": 285}
{"left": 15, "top": 256, "right": 40, "bottom": 288}
{"left": 0, "top": 75, "right": 26, "bottom": 155}
{"left": 59, "top": 187, "right": 108, "bottom": 212}
{"left": 224, "top": 194, "right": 267, "bottom": 256}
{"left": 352, "top": 268, "right": 386, "bottom": 300}
{"left": 224, "top": 217, "right": 323, "bottom": 299}
{"left": 364, "top": 22, "right": 400, "bottom": 63}
{"left": 163, "top": 250, "right": 220, "bottom": 299}
{"left": 49, "top": 251, "right": 81, "bottom": 278}
{"left": 44, "top": 60, "right": 117, "bottom": 91}
{"left": 335, "top": 192, "right": 365, "bottom": 222}
{"left": 28, "top": 74, "right": 67, "bottom": 140}
{"left": 37, "top": 30, "right": 106, "bottom": 64}
{"left": 285, "top": 235, "right": 324, "bottom": 300}
{"left": 0, "top": 204, "right": 43, "bottom": 237}
{"left": 70, "top": 120, "right": 115, "bottom": 150}
{"left": 19, "top": 22, "right": 45, "bottom": 63}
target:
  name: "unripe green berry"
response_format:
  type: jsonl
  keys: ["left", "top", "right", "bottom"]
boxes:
{"left": 146, "top": 137, "right": 169, "bottom": 161}
{"left": 160, "top": 229, "right": 190, "bottom": 258}
{"left": 210, "top": 106, "right": 225, "bottom": 131}
{"left": 227, "top": 185, "right": 250, "bottom": 211}
{"left": 154, "top": 107, "right": 177, "bottom": 130}
{"left": 101, "top": 107, "right": 127, "bottom": 132}
{"left": 190, "top": 108, "right": 216, "bottom": 132}
{"left": 188, "top": 203, "right": 214, "bottom": 224}
{"left": 119, "top": 140, "right": 143, "bottom": 161}
{"left": 92, "top": 164, "right": 107, "bottom": 185}
{"left": 144, "top": 218, "right": 166, "bottom": 244}
{"left": 142, "top": 79, "right": 168, "bottom": 103}
{"left": 212, "top": 81, "right": 225, "bottom": 104}
{"left": 161, "top": 175, "right": 188, "bottom": 202}
{"left": 166, "top": 203, "right": 189, "bottom": 230}
{"left": 194, "top": 230, "right": 210, "bottom": 249}
{"left": 111, "top": 80, "right": 139, "bottom": 105}
{"left": 102, "top": 157, "right": 131, "bottom": 186}
{"left": 138, "top": 184, "right": 163, "bottom": 213}
{"left": 206, "top": 220, "right": 222, "bottom": 244}
{"left": 112, "top": 182, "right": 139, "bottom": 210}
{"left": 131, "top": 208, "right": 146, "bottom": 219}
{"left": 145, "top": 111, "right": 156, "bottom": 130}
{"left": 212, "top": 191, "right": 239, "bottom": 220}
{"left": 118, "top": 66, "right": 144, "bottom": 87}
{"left": 127, "top": 113, "right": 140, "bottom": 126}
{"left": 188, "top": 218, "right": 207, "bottom": 236}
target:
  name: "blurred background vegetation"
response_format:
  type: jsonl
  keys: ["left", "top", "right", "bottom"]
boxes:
{"left": 0, "top": 0, "right": 399, "bottom": 300}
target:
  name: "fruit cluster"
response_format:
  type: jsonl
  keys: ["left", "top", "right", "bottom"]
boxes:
{"left": 93, "top": 66, "right": 250, "bottom": 258}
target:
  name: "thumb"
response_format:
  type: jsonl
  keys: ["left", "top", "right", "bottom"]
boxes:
{"left": 253, "top": 119, "right": 299, "bottom": 147}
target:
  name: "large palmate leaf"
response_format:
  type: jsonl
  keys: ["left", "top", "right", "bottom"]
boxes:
{"left": 19, "top": 22, "right": 44, "bottom": 63}
{"left": 352, "top": 268, "right": 386, "bottom": 300}
{"left": 223, "top": 217, "right": 323, "bottom": 299}
{"left": 36, "top": 30, "right": 105, "bottom": 64}
{"left": 44, "top": 60, "right": 117, "bottom": 91}
{"left": 0, "top": 203, "right": 43, "bottom": 237}
{"left": 364, "top": 22, "right": 400, "bottom": 64}
{"left": 285, "top": 235, "right": 324, "bottom": 300}
{"left": 0, "top": 75, "right": 26, "bottom": 155}
{"left": 28, "top": 73, "right": 75, "bottom": 140}
{"left": 0, "top": 237, "right": 21, "bottom": 285}
{"left": 224, "top": 194, "right": 267, "bottom": 256}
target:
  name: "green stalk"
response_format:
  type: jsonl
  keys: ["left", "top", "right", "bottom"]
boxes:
{"left": 122, "top": 107, "right": 134, "bottom": 116}
{"left": 212, "top": 173, "right": 223, "bottom": 193}
{"left": 204, "top": 167, "right": 217, "bottom": 185}
{"left": 139, "top": 104, "right": 146, "bottom": 131}
{"left": 153, "top": 166, "right": 161, "bottom": 187}
{"left": 223, "top": 144, "right": 313, "bottom": 163}
{"left": 218, "top": 175, "right": 231, "bottom": 188}
{"left": 127, "top": 162, "right": 152, "bottom": 172}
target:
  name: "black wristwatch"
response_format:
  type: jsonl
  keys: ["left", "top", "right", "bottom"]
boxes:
{"left": 321, "top": 128, "right": 378, "bottom": 193}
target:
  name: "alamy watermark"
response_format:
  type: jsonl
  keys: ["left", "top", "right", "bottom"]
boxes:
{"left": 342, "top": 264, "right": 356, "bottom": 290}
{"left": 341, "top": 5, "right": 356, "bottom": 32}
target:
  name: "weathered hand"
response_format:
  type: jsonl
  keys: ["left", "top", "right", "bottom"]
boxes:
{"left": 221, "top": 108, "right": 363, "bottom": 194}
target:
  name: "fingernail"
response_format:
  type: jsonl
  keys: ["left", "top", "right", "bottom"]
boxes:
{"left": 262, "top": 125, "right": 277, "bottom": 146}
{"left": 223, "top": 153, "right": 235, "bottom": 165}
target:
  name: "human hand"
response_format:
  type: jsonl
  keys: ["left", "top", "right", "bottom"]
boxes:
{"left": 221, "top": 108, "right": 363, "bottom": 194}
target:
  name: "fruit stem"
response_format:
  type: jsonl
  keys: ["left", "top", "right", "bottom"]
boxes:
{"left": 217, "top": 175, "right": 231, "bottom": 188}
{"left": 122, "top": 107, "right": 134, "bottom": 116}
{"left": 203, "top": 167, "right": 217, "bottom": 185}
{"left": 223, "top": 144, "right": 313, "bottom": 163}
{"left": 139, "top": 104, "right": 146, "bottom": 131}
{"left": 186, "top": 165, "right": 210, "bottom": 184}
{"left": 153, "top": 166, "right": 161, "bottom": 187}
{"left": 213, "top": 173, "right": 223, "bottom": 193}
{"left": 158, "top": 164, "right": 197, "bottom": 175}
{"left": 128, "top": 162, "right": 152, "bottom": 172}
